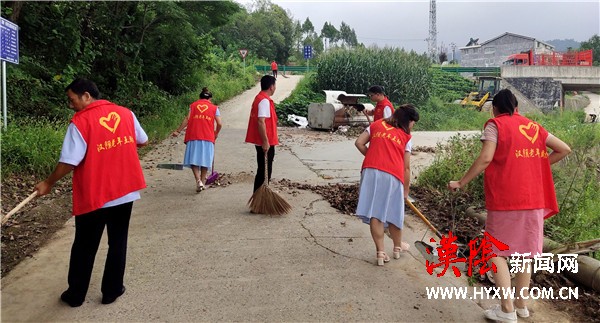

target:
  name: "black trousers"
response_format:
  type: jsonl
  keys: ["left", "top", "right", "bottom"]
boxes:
{"left": 254, "top": 145, "right": 275, "bottom": 192}
{"left": 272, "top": 70, "right": 277, "bottom": 78}
{"left": 67, "top": 202, "right": 133, "bottom": 301}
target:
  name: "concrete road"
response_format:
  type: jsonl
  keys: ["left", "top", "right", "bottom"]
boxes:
{"left": 1, "top": 75, "right": 570, "bottom": 322}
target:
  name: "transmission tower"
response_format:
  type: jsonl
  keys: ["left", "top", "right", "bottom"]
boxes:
{"left": 428, "top": 0, "right": 438, "bottom": 62}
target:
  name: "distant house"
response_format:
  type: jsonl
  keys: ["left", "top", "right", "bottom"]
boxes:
{"left": 459, "top": 32, "right": 555, "bottom": 67}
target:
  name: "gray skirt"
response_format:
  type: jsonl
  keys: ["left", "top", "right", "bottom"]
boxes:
{"left": 356, "top": 168, "right": 405, "bottom": 229}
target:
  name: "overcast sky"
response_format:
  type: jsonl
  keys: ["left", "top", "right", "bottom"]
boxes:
{"left": 241, "top": 0, "right": 599, "bottom": 55}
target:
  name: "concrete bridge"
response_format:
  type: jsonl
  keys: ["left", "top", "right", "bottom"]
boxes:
{"left": 501, "top": 66, "right": 600, "bottom": 91}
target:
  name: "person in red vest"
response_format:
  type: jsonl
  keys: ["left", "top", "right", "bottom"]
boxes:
{"left": 355, "top": 104, "right": 419, "bottom": 266}
{"left": 270, "top": 60, "right": 278, "bottom": 79}
{"left": 245, "top": 75, "right": 278, "bottom": 193}
{"left": 365, "top": 85, "right": 394, "bottom": 121}
{"left": 448, "top": 89, "right": 571, "bottom": 322}
{"left": 34, "top": 78, "right": 148, "bottom": 307}
{"left": 172, "top": 87, "right": 222, "bottom": 192}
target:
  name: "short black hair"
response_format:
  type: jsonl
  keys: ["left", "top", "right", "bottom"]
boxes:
{"left": 492, "top": 89, "right": 518, "bottom": 115}
{"left": 260, "top": 75, "right": 276, "bottom": 91}
{"left": 65, "top": 78, "right": 100, "bottom": 99}
{"left": 368, "top": 85, "right": 385, "bottom": 95}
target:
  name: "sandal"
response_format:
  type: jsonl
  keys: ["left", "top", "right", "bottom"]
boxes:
{"left": 393, "top": 241, "right": 411, "bottom": 259}
{"left": 377, "top": 251, "right": 390, "bottom": 266}
{"left": 196, "top": 180, "right": 205, "bottom": 193}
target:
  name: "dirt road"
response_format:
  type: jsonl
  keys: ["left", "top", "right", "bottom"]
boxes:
{"left": 1, "top": 75, "right": 570, "bottom": 322}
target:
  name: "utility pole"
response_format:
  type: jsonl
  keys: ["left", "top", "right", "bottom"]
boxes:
{"left": 428, "top": 0, "right": 438, "bottom": 63}
{"left": 450, "top": 42, "right": 456, "bottom": 63}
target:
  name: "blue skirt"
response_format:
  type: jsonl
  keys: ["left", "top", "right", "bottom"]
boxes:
{"left": 356, "top": 168, "right": 406, "bottom": 229}
{"left": 183, "top": 140, "right": 214, "bottom": 169}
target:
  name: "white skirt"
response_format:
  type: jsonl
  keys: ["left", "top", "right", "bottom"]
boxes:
{"left": 355, "top": 168, "right": 405, "bottom": 229}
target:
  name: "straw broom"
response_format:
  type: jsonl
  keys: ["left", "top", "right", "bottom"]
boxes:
{"left": 248, "top": 155, "right": 291, "bottom": 215}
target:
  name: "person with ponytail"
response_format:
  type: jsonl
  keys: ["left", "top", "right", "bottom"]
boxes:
{"left": 448, "top": 89, "right": 571, "bottom": 322}
{"left": 355, "top": 104, "right": 419, "bottom": 266}
{"left": 172, "top": 87, "right": 222, "bottom": 192}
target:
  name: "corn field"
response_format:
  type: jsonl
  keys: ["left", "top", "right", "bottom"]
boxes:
{"left": 315, "top": 47, "right": 432, "bottom": 105}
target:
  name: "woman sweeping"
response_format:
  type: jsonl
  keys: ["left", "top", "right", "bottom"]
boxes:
{"left": 448, "top": 89, "right": 571, "bottom": 322}
{"left": 355, "top": 104, "right": 419, "bottom": 266}
{"left": 172, "top": 87, "right": 222, "bottom": 192}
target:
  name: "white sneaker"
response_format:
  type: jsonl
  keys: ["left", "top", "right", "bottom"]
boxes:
{"left": 515, "top": 306, "right": 529, "bottom": 318}
{"left": 484, "top": 305, "right": 517, "bottom": 322}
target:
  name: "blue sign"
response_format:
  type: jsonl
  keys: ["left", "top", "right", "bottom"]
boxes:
{"left": 1, "top": 17, "right": 19, "bottom": 64}
{"left": 303, "top": 45, "right": 313, "bottom": 59}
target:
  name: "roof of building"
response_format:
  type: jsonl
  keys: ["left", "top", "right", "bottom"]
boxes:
{"left": 481, "top": 32, "right": 555, "bottom": 49}
{"left": 459, "top": 32, "right": 555, "bottom": 50}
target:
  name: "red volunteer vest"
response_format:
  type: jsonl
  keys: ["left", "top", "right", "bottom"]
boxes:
{"left": 373, "top": 97, "right": 394, "bottom": 121}
{"left": 484, "top": 113, "right": 558, "bottom": 219}
{"left": 245, "top": 91, "right": 279, "bottom": 146}
{"left": 361, "top": 119, "right": 411, "bottom": 182}
{"left": 71, "top": 100, "right": 146, "bottom": 215}
{"left": 184, "top": 99, "right": 218, "bottom": 144}
{"left": 271, "top": 62, "right": 278, "bottom": 70}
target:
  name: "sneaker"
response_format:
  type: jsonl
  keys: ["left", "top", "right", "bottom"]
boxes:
{"left": 484, "top": 305, "right": 517, "bottom": 322}
{"left": 516, "top": 306, "right": 529, "bottom": 318}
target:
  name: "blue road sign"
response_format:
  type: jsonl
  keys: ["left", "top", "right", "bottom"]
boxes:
{"left": 303, "top": 45, "right": 313, "bottom": 59}
{"left": 0, "top": 17, "right": 19, "bottom": 64}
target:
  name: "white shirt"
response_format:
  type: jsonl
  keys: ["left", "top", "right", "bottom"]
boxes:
{"left": 383, "top": 106, "right": 393, "bottom": 119}
{"left": 59, "top": 111, "right": 148, "bottom": 208}
{"left": 257, "top": 99, "right": 271, "bottom": 118}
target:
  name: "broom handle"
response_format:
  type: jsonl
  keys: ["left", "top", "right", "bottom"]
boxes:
{"left": 405, "top": 199, "right": 443, "bottom": 239}
{"left": 263, "top": 154, "right": 269, "bottom": 186}
{"left": 2, "top": 191, "right": 38, "bottom": 225}
{"left": 362, "top": 110, "right": 372, "bottom": 125}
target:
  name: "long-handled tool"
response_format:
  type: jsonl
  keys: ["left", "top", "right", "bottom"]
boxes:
{"left": 248, "top": 155, "right": 291, "bottom": 215}
{"left": 405, "top": 198, "right": 467, "bottom": 270}
{"left": 2, "top": 191, "right": 38, "bottom": 225}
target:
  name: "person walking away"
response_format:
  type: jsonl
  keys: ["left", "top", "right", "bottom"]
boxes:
{"left": 355, "top": 104, "right": 419, "bottom": 266}
{"left": 34, "top": 78, "right": 148, "bottom": 307}
{"left": 245, "top": 75, "right": 279, "bottom": 193}
{"left": 365, "top": 85, "right": 394, "bottom": 121}
{"left": 172, "top": 87, "right": 222, "bottom": 192}
{"left": 271, "top": 60, "right": 278, "bottom": 79}
{"left": 448, "top": 89, "right": 571, "bottom": 322}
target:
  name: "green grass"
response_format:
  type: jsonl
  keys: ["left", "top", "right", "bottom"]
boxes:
{"left": 415, "top": 97, "right": 491, "bottom": 131}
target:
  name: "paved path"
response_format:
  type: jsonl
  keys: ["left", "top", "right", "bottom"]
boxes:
{"left": 1, "top": 75, "right": 569, "bottom": 322}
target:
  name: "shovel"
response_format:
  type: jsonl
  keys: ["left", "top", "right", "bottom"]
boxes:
{"left": 406, "top": 199, "right": 468, "bottom": 271}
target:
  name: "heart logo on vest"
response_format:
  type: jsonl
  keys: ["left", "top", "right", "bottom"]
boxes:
{"left": 99, "top": 112, "right": 121, "bottom": 133}
{"left": 519, "top": 122, "right": 539, "bottom": 144}
{"left": 196, "top": 104, "right": 209, "bottom": 113}
{"left": 382, "top": 121, "right": 394, "bottom": 131}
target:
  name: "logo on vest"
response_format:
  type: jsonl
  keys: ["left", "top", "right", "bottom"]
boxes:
{"left": 196, "top": 104, "right": 209, "bottom": 113}
{"left": 99, "top": 112, "right": 121, "bottom": 133}
{"left": 382, "top": 121, "right": 394, "bottom": 131}
{"left": 519, "top": 122, "right": 539, "bottom": 144}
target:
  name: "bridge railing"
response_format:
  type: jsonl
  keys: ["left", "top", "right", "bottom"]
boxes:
{"left": 255, "top": 65, "right": 316, "bottom": 74}
{"left": 438, "top": 66, "right": 501, "bottom": 76}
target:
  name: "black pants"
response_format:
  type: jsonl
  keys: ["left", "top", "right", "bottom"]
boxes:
{"left": 67, "top": 202, "right": 133, "bottom": 301}
{"left": 254, "top": 145, "right": 275, "bottom": 192}
{"left": 272, "top": 70, "right": 277, "bottom": 78}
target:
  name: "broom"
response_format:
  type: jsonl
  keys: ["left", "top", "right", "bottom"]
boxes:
{"left": 205, "top": 145, "right": 219, "bottom": 185}
{"left": 248, "top": 155, "right": 291, "bottom": 215}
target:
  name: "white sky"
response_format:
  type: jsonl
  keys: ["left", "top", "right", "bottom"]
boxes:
{"left": 239, "top": 0, "right": 600, "bottom": 54}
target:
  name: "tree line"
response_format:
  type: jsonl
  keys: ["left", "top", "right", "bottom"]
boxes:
{"left": 1, "top": 0, "right": 361, "bottom": 119}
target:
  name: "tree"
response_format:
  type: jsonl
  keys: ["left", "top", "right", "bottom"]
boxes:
{"left": 580, "top": 34, "right": 600, "bottom": 66}
{"left": 320, "top": 22, "right": 339, "bottom": 51}
{"left": 301, "top": 17, "right": 314, "bottom": 39}
{"left": 338, "top": 21, "right": 358, "bottom": 48}
{"left": 439, "top": 52, "right": 448, "bottom": 64}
